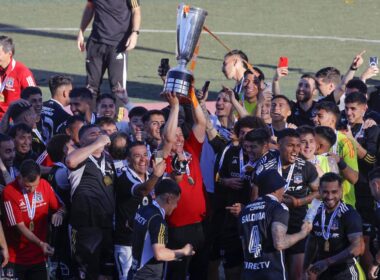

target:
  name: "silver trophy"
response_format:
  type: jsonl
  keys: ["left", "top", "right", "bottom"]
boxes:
{"left": 163, "top": 3, "right": 208, "bottom": 102}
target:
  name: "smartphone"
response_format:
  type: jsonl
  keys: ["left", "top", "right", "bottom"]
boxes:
{"left": 160, "top": 58, "right": 170, "bottom": 76}
{"left": 370, "top": 57, "right": 378, "bottom": 67}
{"left": 278, "top": 57, "right": 289, "bottom": 68}
{"left": 202, "top": 80, "right": 210, "bottom": 93}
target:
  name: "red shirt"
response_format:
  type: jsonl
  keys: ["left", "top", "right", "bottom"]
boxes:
{"left": 0, "top": 58, "right": 36, "bottom": 118}
{"left": 165, "top": 132, "right": 206, "bottom": 227}
{"left": 2, "top": 178, "right": 61, "bottom": 265}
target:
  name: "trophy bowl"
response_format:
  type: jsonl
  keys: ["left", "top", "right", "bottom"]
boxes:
{"left": 163, "top": 3, "right": 208, "bottom": 102}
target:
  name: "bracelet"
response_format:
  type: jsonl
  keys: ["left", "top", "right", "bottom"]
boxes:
{"left": 337, "top": 159, "right": 347, "bottom": 170}
{"left": 350, "top": 66, "right": 358, "bottom": 71}
{"left": 132, "top": 30, "right": 140, "bottom": 35}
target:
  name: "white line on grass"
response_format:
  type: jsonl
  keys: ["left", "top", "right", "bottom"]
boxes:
{"left": 1, "top": 27, "right": 379, "bottom": 44}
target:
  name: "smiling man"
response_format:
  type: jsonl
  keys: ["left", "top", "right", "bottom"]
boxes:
{"left": 114, "top": 141, "right": 166, "bottom": 279}
{"left": 304, "top": 173, "right": 365, "bottom": 280}
{"left": 254, "top": 128, "right": 319, "bottom": 280}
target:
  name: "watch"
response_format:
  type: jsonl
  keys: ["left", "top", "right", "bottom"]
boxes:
{"left": 132, "top": 30, "right": 140, "bottom": 35}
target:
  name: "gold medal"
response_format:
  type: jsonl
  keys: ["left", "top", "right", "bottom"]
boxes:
{"left": 0, "top": 93, "right": 4, "bottom": 103}
{"left": 324, "top": 240, "right": 330, "bottom": 252}
{"left": 29, "top": 221, "right": 34, "bottom": 232}
{"left": 188, "top": 176, "right": 195, "bottom": 185}
{"left": 103, "top": 175, "right": 113, "bottom": 186}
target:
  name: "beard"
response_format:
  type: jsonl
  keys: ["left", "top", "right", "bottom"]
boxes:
{"left": 296, "top": 91, "right": 312, "bottom": 103}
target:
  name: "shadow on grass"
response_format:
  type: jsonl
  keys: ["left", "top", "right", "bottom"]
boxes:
{"left": 31, "top": 68, "right": 220, "bottom": 101}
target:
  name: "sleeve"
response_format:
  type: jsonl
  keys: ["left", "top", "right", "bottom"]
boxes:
{"left": 343, "top": 208, "right": 363, "bottom": 235}
{"left": 148, "top": 215, "right": 166, "bottom": 245}
{"left": 362, "top": 126, "right": 379, "bottom": 165}
{"left": 19, "top": 66, "right": 36, "bottom": 89}
{"left": 304, "top": 161, "right": 319, "bottom": 187}
{"left": 340, "top": 136, "right": 358, "bottom": 172}
{"left": 272, "top": 204, "right": 289, "bottom": 226}
{"left": 2, "top": 187, "right": 24, "bottom": 226}
{"left": 43, "top": 180, "right": 62, "bottom": 211}
{"left": 184, "top": 131, "right": 203, "bottom": 157}
{"left": 208, "top": 136, "right": 228, "bottom": 154}
{"left": 127, "top": 0, "right": 140, "bottom": 8}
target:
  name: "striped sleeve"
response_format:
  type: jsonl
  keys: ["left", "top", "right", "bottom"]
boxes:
{"left": 149, "top": 215, "right": 167, "bottom": 245}
{"left": 3, "top": 189, "right": 24, "bottom": 226}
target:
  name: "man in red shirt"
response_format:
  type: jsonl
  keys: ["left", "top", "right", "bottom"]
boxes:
{"left": 161, "top": 92, "right": 207, "bottom": 280}
{"left": 0, "top": 36, "right": 36, "bottom": 119}
{"left": 2, "top": 159, "right": 65, "bottom": 280}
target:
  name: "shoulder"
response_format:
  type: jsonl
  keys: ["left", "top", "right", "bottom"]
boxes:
{"left": 3, "top": 182, "right": 20, "bottom": 198}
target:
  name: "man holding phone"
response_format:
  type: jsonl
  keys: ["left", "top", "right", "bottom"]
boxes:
{"left": 114, "top": 141, "right": 166, "bottom": 280}
{"left": 273, "top": 57, "right": 319, "bottom": 127}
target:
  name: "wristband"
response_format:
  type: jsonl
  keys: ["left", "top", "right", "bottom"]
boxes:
{"left": 337, "top": 159, "right": 347, "bottom": 170}
{"left": 132, "top": 30, "right": 140, "bottom": 35}
{"left": 350, "top": 66, "right": 358, "bottom": 71}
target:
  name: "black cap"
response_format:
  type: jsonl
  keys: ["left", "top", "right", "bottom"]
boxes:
{"left": 155, "top": 178, "right": 181, "bottom": 197}
{"left": 256, "top": 169, "right": 286, "bottom": 196}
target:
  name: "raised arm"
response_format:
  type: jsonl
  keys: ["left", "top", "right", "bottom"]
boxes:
{"left": 223, "top": 86, "right": 248, "bottom": 118}
{"left": 65, "top": 134, "right": 110, "bottom": 169}
{"left": 190, "top": 88, "right": 206, "bottom": 143}
{"left": 271, "top": 221, "right": 311, "bottom": 251}
{"left": 161, "top": 92, "right": 179, "bottom": 158}
{"left": 332, "top": 50, "right": 365, "bottom": 103}
{"left": 133, "top": 159, "right": 166, "bottom": 197}
{"left": 77, "top": 1, "right": 95, "bottom": 52}
{"left": 272, "top": 67, "right": 289, "bottom": 96}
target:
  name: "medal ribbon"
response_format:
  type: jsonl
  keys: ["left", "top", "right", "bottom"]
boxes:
{"left": 89, "top": 155, "right": 105, "bottom": 176}
{"left": 351, "top": 123, "right": 364, "bottom": 140}
{"left": 23, "top": 190, "right": 37, "bottom": 222}
{"left": 33, "top": 128, "right": 46, "bottom": 146}
{"left": 321, "top": 202, "right": 341, "bottom": 240}
{"left": 277, "top": 157, "right": 295, "bottom": 191}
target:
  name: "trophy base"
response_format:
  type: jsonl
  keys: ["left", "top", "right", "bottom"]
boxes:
{"left": 163, "top": 69, "right": 193, "bottom": 102}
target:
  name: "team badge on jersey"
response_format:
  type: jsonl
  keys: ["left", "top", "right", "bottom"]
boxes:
{"left": 6, "top": 78, "right": 14, "bottom": 88}
{"left": 293, "top": 174, "right": 303, "bottom": 184}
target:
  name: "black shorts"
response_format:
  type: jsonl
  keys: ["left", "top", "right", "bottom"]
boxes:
{"left": 71, "top": 227, "right": 114, "bottom": 279}
{"left": 1, "top": 262, "right": 47, "bottom": 280}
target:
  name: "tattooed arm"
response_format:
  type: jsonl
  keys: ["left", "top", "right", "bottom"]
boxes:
{"left": 308, "top": 233, "right": 364, "bottom": 276}
{"left": 271, "top": 221, "right": 311, "bottom": 251}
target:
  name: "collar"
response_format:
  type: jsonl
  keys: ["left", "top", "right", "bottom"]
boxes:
{"left": 152, "top": 200, "right": 165, "bottom": 218}
{"left": 266, "top": 194, "right": 279, "bottom": 202}
{"left": 2, "top": 58, "right": 16, "bottom": 76}
{"left": 50, "top": 98, "right": 66, "bottom": 110}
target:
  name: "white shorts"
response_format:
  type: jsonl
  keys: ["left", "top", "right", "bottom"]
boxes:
{"left": 114, "top": 244, "right": 133, "bottom": 280}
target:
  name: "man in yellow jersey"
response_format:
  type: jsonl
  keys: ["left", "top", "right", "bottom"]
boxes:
{"left": 313, "top": 101, "right": 358, "bottom": 207}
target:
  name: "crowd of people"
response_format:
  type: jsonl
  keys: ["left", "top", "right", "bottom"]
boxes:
{"left": 1, "top": 1, "right": 380, "bottom": 280}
